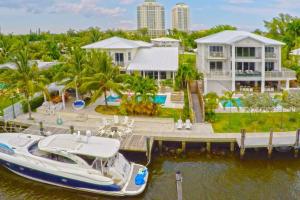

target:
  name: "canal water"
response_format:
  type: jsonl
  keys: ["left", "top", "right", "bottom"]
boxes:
{"left": 1, "top": 148, "right": 300, "bottom": 200}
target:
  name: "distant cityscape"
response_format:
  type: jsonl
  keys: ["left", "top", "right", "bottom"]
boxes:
{"left": 137, "top": 0, "right": 190, "bottom": 37}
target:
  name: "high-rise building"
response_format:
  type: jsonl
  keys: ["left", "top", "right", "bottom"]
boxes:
{"left": 172, "top": 3, "right": 190, "bottom": 32}
{"left": 137, "top": 0, "right": 165, "bottom": 38}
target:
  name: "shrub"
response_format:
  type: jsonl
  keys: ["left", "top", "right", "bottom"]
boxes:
{"left": 182, "top": 90, "right": 190, "bottom": 121}
{"left": 22, "top": 95, "right": 44, "bottom": 113}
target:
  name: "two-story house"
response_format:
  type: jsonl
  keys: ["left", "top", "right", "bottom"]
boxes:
{"left": 82, "top": 36, "right": 178, "bottom": 83}
{"left": 195, "top": 31, "right": 297, "bottom": 95}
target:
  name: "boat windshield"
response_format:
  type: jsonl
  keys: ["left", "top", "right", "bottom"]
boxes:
{"left": 28, "top": 142, "right": 76, "bottom": 164}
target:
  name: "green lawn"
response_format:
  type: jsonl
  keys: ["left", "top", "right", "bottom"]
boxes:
{"left": 212, "top": 112, "right": 300, "bottom": 133}
{"left": 95, "top": 105, "right": 183, "bottom": 121}
{"left": 179, "top": 53, "right": 196, "bottom": 66}
{"left": 0, "top": 95, "right": 13, "bottom": 116}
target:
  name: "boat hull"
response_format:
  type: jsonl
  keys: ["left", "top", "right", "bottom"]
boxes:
{"left": 0, "top": 159, "right": 127, "bottom": 196}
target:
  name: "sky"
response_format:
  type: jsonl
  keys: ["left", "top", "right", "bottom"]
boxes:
{"left": 0, "top": 0, "right": 299, "bottom": 34}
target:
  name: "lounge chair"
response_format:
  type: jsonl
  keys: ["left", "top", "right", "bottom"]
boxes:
{"left": 128, "top": 119, "right": 135, "bottom": 129}
{"left": 114, "top": 115, "right": 119, "bottom": 125}
{"left": 185, "top": 119, "right": 192, "bottom": 130}
{"left": 176, "top": 119, "right": 183, "bottom": 130}
{"left": 122, "top": 116, "right": 129, "bottom": 125}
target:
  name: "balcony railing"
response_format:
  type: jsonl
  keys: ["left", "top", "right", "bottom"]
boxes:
{"left": 114, "top": 61, "right": 125, "bottom": 67}
{"left": 265, "top": 52, "right": 276, "bottom": 59}
{"left": 209, "top": 52, "right": 224, "bottom": 58}
{"left": 205, "top": 71, "right": 231, "bottom": 79}
{"left": 236, "top": 70, "right": 261, "bottom": 77}
{"left": 265, "top": 68, "right": 296, "bottom": 79}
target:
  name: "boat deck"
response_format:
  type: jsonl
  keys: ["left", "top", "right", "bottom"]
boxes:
{"left": 125, "top": 164, "right": 145, "bottom": 192}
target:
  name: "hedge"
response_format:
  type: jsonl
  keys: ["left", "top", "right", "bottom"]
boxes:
{"left": 22, "top": 95, "right": 44, "bottom": 113}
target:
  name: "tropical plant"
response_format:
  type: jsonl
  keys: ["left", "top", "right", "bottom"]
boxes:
{"left": 220, "top": 91, "right": 239, "bottom": 126}
{"left": 80, "top": 50, "right": 123, "bottom": 106}
{"left": 274, "top": 91, "right": 289, "bottom": 129}
{"left": 204, "top": 92, "right": 219, "bottom": 122}
{"left": 55, "top": 47, "right": 86, "bottom": 100}
{"left": 0, "top": 49, "right": 49, "bottom": 119}
{"left": 176, "top": 63, "right": 201, "bottom": 89}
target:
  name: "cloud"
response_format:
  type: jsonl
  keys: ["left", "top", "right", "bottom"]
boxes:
{"left": 51, "top": 0, "right": 126, "bottom": 17}
{"left": 119, "top": 0, "right": 136, "bottom": 5}
{"left": 0, "top": 0, "right": 54, "bottom": 13}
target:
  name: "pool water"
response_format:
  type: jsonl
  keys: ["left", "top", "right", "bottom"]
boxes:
{"left": 220, "top": 98, "right": 243, "bottom": 108}
{"left": 107, "top": 95, "right": 167, "bottom": 104}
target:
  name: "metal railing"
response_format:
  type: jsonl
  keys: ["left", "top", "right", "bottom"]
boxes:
{"left": 265, "top": 52, "right": 277, "bottom": 58}
{"left": 205, "top": 71, "right": 231, "bottom": 79}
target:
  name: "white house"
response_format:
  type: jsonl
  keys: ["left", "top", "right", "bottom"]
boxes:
{"left": 82, "top": 36, "right": 178, "bottom": 83}
{"left": 151, "top": 37, "right": 180, "bottom": 48}
{"left": 195, "top": 30, "right": 297, "bottom": 95}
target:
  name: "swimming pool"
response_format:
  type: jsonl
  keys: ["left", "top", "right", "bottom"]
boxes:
{"left": 106, "top": 95, "right": 167, "bottom": 104}
{"left": 220, "top": 98, "right": 244, "bottom": 108}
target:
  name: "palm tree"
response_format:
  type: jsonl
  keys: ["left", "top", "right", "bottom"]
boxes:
{"left": 221, "top": 91, "right": 239, "bottom": 125}
{"left": 0, "top": 49, "right": 49, "bottom": 119}
{"left": 274, "top": 91, "right": 289, "bottom": 129}
{"left": 55, "top": 47, "right": 86, "bottom": 100}
{"left": 176, "top": 63, "right": 200, "bottom": 89}
{"left": 80, "top": 51, "right": 123, "bottom": 106}
{"left": 204, "top": 92, "right": 219, "bottom": 122}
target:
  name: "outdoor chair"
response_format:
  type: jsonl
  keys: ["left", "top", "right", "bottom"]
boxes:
{"left": 176, "top": 119, "right": 183, "bottom": 130}
{"left": 185, "top": 119, "right": 192, "bottom": 130}
{"left": 122, "top": 116, "right": 129, "bottom": 125}
{"left": 114, "top": 115, "right": 119, "bottom": 125}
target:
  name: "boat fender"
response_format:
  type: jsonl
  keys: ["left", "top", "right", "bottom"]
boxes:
{"left": 135, "top": 168, "right": 147, "bottom": 186}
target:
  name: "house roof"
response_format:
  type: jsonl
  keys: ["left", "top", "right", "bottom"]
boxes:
{"left": 151, "top": 37, "right": 180, "bottom": 42}
{"left": 291, "top": 48, "right": 300, "bottom": 55}
{"left": 127, "top": 47, "right": 178, "bottom": 72}
{"left": 195, "top": 30, "right": 284, "bottom": 45}
{"left": 82, "top": 36, "right": 153, "bottom": 50}
{"left": 38, "top": 134, "right": 120, "bottom": 159}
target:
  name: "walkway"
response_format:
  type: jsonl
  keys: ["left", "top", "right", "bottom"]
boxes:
{"left": 191, "top": 94, "right": 202, "bottom": 123}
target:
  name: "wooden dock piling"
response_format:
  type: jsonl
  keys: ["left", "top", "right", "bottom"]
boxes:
{"left": 176, "top": 171, "right": 183, "bottom": 200}
{"left": 240, "top": 129, "right": 246, "bottom": 158}
{"left": 206, "top": 142, "right": 211, "bottom": 153}
{"left": 182, "top": 141, "right": 186, "bottom": 154}
{"left": 230, "top": 142, "right": 235, "bottom": 152}
{"left": 39, "top": 121, "right": 44, "bottom": 136}
{"left": 70, "top": 125, "right": 74, "bottom": 134}
{"left": 294, "top": 129, "right": 300, "bottom": 158}
{"left": 158, "top": 140, "right": 163, "bottom": 154}
{"left": 268, "top": 129, "right": 273, "bottom": 158}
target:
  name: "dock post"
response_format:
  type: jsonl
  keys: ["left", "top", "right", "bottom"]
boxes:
{"left": 268, "top": 129, "right": 273, "bottom": 158}
{"left": 240, "top": 129, "right": 246, "bottom": 159}
{"left": 158, "top": 140, "right": 163, "bottom": 154}
{"left": 294, "top": 129, "right": 300, "bottom": 158}
{"left": 146, "top": 137, "right": 152, "bottom": 165}
{"left": 176, "top": 171, "right": 183, "bottom": 200}
{"left": 182, "top": 142, "right": 186, "bottom": 154}
{"left": 230, "top": 142, "right": 235, "bottom": 152}
{"left": 70, "top": 125, "right": 74, "bottom": 134}
{"left": 206, "top": 142, "right": 211, "bottom": 153}
{"left": 39, "top": 121, "right": 44, "bottom": 136}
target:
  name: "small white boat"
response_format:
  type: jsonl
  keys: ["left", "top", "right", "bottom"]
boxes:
{"left": 0, "top": 133, "right": 148, "bottom": 196}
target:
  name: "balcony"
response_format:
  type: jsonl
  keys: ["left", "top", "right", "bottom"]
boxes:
{"left": 209, "top": 52, "right": 224, "bottom": 58}
{"left": 265, "top": 68, "right": 296, "bottom": 80}
{"left": 265, "top": 52, "right": 277, "bottom": 59}
{"left": 205, "top": 70, "right": 231, "bottom": 80}
{"left": 114, "top": 61, "right": 125, "bottom": 67}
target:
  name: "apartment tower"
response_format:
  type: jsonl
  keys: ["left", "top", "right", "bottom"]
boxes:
{"left": 137, "top": 0, "right": 165, "bottom": 38}
{"left": 172, "top": 3, "right": 190, "bottom": 32}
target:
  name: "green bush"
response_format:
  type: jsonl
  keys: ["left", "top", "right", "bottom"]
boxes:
{"left": 182, "top": 90, "right": 190, "bottom": 121}
{"left": 22, "top": 95, "right": 44, "bottom": 113}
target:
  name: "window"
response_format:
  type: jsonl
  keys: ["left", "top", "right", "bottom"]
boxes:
{"left": 265, "top": 62, "right": 275, "bottom": 71}
{"left": 236, "top": 47, "right": 255, "bottom": 57}
{"left": 160, "top": 71, "right": 167, "bottom": 79}
{"left": 128, "top": 52, "right": 131, "bottom": 61}
{"left": 265, "top": 47, "right": 275, "bottom": 53}
{"left": 76, "top": 154, "right": 96, "bottom": 165}
{"left": 115, "top": 53, "right": 124, "bottom": 62}
{"left": 209, "top": 46, "right": 223, "bottom": 52}
{"left": 209, "top": 61, "right": 223, "bottom": 71}
{"left": 236, "top": 62, "right": 255, "bottom": 71}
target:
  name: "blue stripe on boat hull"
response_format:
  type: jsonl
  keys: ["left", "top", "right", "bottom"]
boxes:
{"left": 0, "top": 159, "right": 121, "bottom": 192}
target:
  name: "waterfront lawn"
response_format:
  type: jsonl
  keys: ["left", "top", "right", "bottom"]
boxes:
{"left": 95, "top": 105, "right": 183, "bottom": 120}
{"left": 212, "top": 112, "right": 300, "bottom": 133}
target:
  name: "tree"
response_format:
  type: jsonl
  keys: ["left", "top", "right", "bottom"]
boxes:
{"left": 176, "top": 63, "right": 201, "bottom": 89}
{"left": 55, "top": 47, "right": 86, "bottom": 100}
{"left": 80, "top": 51, "right": 123, "bottom": 106}
{"left": 0, "top": 49, "right": 49, "bottom": 119}
{"left": 204, "top": 92, "right": 219, "bottom": 122}
{"left": 274, "top": 91, "right": 289, "bottom": 129}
